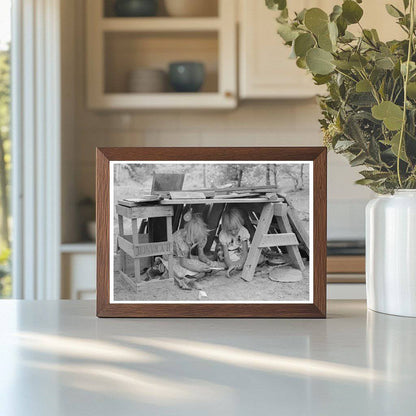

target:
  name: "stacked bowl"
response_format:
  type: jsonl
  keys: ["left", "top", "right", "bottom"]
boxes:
{"left": 127, "top": 68, "right": 167, "bottom": 93}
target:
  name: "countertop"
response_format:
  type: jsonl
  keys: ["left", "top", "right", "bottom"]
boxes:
{"left": 0, "top": 300, "right": 415, "bottom": 415}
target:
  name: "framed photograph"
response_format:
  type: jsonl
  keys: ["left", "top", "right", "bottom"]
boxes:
{"left": 96, "top": 147, "right": 327, "bottom": 318}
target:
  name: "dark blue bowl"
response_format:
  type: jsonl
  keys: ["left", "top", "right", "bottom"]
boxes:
{"left": 169, "top": 62, "right": 205, "bottom": 93}
{"left": 114, "top": 0, "right": 158, "bottom": 17}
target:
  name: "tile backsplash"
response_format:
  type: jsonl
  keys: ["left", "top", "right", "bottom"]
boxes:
{"left": 72, "top": 100, "right": 373, "bottom": 242}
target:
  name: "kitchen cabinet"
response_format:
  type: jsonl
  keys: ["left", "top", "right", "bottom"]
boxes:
{"left": 239, "top": 0, "right": 325, "bottom": 99}
{"left": 238, "top": 0, "right": 404, "bottom": 99}
{"left": 86, "top": 0, "right": 237, "bottom": 109}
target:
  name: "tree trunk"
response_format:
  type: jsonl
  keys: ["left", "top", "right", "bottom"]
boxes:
{"left": 237, "top": 168, "right": 243, "bottom": 187}
{"left": 299, "top": 164, "right": 305, "bottom": 190}
{"left": 0, "top": 132, "right": 9, "bottom": 247}
{"left": 203, "top": 164, "right": 207, "bottom": 188}
{"left": 266, "top": 165, "right": 271, "bottom": 185}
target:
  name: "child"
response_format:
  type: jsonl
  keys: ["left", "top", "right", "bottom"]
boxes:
{"left": 218, "top": 208, "right": 250, "bottom": 274}
{"left": 169, "top": 214, "right": 215, "bottom": 290}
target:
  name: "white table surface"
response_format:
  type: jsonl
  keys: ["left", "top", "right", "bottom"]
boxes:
{"left": 0, "top": 300, "right": 415, "bottom": 416}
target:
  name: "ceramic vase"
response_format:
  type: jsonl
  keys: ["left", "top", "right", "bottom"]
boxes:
{"left": 366, "top": 190, "right": 416, "bottom": 317}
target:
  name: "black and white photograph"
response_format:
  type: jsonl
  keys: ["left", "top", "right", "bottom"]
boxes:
{"left": 110, "top": 161, "right": 313, "bottom": 303}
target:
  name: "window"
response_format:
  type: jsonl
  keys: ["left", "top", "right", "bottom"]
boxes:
{"left": 0, "top": 0, "right": 11, "bottom": 298}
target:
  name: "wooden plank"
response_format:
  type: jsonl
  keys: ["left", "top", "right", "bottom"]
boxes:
{"left": 274, "top": 203, "right": 287, "bottom": 217}
{"left": 134, "top": 241, "right": 173, "bottom": 258}
{"left": 117, "top": 235, "right": 135, "bottom": 258}
{"left": 117, "top": 215, "right": 126, "bottom": 272}
{"left": 327, "top": 256, "right": 365, "bottom": 274}
{"left": 174, "top": 185, "right": 281, "bottom": 194}
{"left": 166, "top": 216, "right": 174, "bottom": 280}
{"left": 131, "top": 218, "right": 141, "bottom": 281}
{"left": 241, "top": 203, "right": 274, "bottom": 282}
{"left": 258, "top": 233, "right": 298, "bottom": 248}
{"left": 170, "top": 191, "right": 206, "bottom": 200}
{"left": 119, "top": 270, "right": 137, "bottom": 291}
{"left": 275, "top": 211, "right": 305, "bottom": 271}
{"left": 327, "top": 274, "right": 365, "bottom": 283}
{"left": 116, "top": 204, "right": 173, "bottom": 219}
{"left": 287, "top": 207, "right": 310, "bottom": 254}
{"left": 160, "top": 197, "right": 276, "bottom": 205}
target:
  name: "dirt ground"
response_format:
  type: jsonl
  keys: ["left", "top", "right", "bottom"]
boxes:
{"left": 113, "top": 262, "right": 310, "bottom": 302}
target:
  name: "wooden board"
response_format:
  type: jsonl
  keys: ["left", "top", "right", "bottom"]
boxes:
{"left": 116, "top": 204, "right": 173, "bottom": 219}
{"left": 327, "top": 256, "right": 365, "bottom": 274}
{"left": 258, "top": 233, "right": 298, "bottom": 248}
{"left": 170, "top": 191, "right": 206, "bottom": 200}
{"left": 134, "top": 241, "right": 173, "bottom": 258}
{"left": 160, "top": 197, "right": 277, "bottom": 205}
{"left": 241, "top": 203, "right": 274, "bottom": 282}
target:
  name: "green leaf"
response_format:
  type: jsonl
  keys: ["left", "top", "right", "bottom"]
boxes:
{"left": 385, "top": 4, "right": 403, "bottom": 18}
{"left": 350, "top": 53, "right": 368, "bottom": 69}
{"left": 266, "top": 0, "right": 287, "bottom": 11}
{"left": 330, "top": 5, "right": 343, "bottom": 22}
{"left": 359, "top": 170, "right": 391, "bottom": 180}
{"left": 336, "top": 15, "right": 348, "bottom": 36}
{"left": 372, "top": 101, "right": 404, "bottom": 130}
{"left": 342, "top": 0, "right": 363, "bottom": 24}
{"left": 340, "top": 31, "right": 356, "bottom": 42}
{"left": 350, "top": 152, "right": 368, "bottom": 167}
{"left": 296, "top": 57, "right": 307, "bottom": 69}
{"left": 371, "top": 29, "right": 380, "bottom": 42}
{"left": 318, "top": 31, "right": 333, "bottom": 52}
{"left": 407, "top": 82, "right": 416, "bottom": 99}
{"left": 294, "top": 33, "right": 315, "bottom": 57}
{"left": 403, "top": 0, "right": 410, "bottom": 9}
{"left": 334, "top": 139, "right": 355, "bottom": 152}
{"left": 295, "top": 8, "right": 307, "bottom": 22}
{"left": 375, "top": 57, "right": 395, "bottom": 70}
{"left": 333, "top": 59, "right": 353, "bottom": 70}
{"left": 304, "top": 8, "right": 329, "bottom": 35}
{"left": 356, "top": 79, "right": 372, "bottom": 92}
{"left": 313, "top": 74, "right": 332, "bottom": 85}
{"left": 382, "top": 132, "right": 409, "bottom": 162}
{"left": 356, "top": 178, "right": 377, "bottom": 185}
{"left": 306, "top": 48, "right": 335, "bottom": 75}
{"left": 277, "top": 23, "right": 299, "bottom": 42}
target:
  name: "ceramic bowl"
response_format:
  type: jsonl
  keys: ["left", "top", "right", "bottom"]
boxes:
{"left": 164, "top": 0, "right": 217, "bottom": 17}
{"left": 114, "top": 0, "right": 158, "bottom": 17}
{"left": 127, "top": 68, "right": 167, "bottom": 93}
{"left": 168, "top": 62, "right": 205, "bottom": 93}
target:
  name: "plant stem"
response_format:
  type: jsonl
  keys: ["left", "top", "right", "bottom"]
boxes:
{"left": 397, "top": 0, "right": 415, "bottom": 188}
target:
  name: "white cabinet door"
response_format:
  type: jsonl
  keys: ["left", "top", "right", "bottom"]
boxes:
{"left": 238, "top": 0, "right": 402, "bottom": 99}
{"left": 239, "top": 0, "right": 322, "bottom": 99}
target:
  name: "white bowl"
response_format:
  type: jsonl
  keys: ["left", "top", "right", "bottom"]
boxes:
{"left": 164, "top": 0, "right": 217, "bottom": 17}
{"left": 127, "top": 68, "right": 167, "bottom": 93}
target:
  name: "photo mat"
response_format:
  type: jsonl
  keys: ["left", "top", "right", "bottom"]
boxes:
{"left": 110, "top": 161, "right": 313, "bottom": 304}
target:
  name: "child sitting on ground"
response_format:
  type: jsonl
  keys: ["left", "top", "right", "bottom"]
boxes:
{"left": 168, "top": 213, "right": 216, "bottom": 290}
{"left": 218, "top": 208, "right": 250, "bottom": 274}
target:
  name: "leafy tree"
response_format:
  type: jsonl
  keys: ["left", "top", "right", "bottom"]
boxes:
{"left": 0, "top": 47, "right": 10, "bottom": 247}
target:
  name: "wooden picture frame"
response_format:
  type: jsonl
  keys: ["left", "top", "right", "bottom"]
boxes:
{"left": 96, "top": 147, "right": 327, "bottom": 318}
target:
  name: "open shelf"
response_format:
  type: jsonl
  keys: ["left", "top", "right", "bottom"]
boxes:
{"left": 104, "top": 31, "right": 219, "bottom": 94}
{"left": 103, "top": 0, "right": 219, "bottom": 18}
{"left": 86, "top": 0, "right": 236, "bottom": 109}
{"left": 101, "top": 17, "right": 221, "bottom": 32}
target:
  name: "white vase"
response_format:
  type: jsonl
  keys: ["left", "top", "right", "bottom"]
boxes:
{"left": 366, "top": 190, "right": 416, "bottom": 317}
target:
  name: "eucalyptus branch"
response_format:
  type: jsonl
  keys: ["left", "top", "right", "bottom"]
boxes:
{"left": 397, "top": 0, "right": 415, "bottom": 187}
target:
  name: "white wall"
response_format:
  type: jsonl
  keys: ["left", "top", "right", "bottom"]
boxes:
{"left": 61, "top": 0, "right": 374, "bottom": 243}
